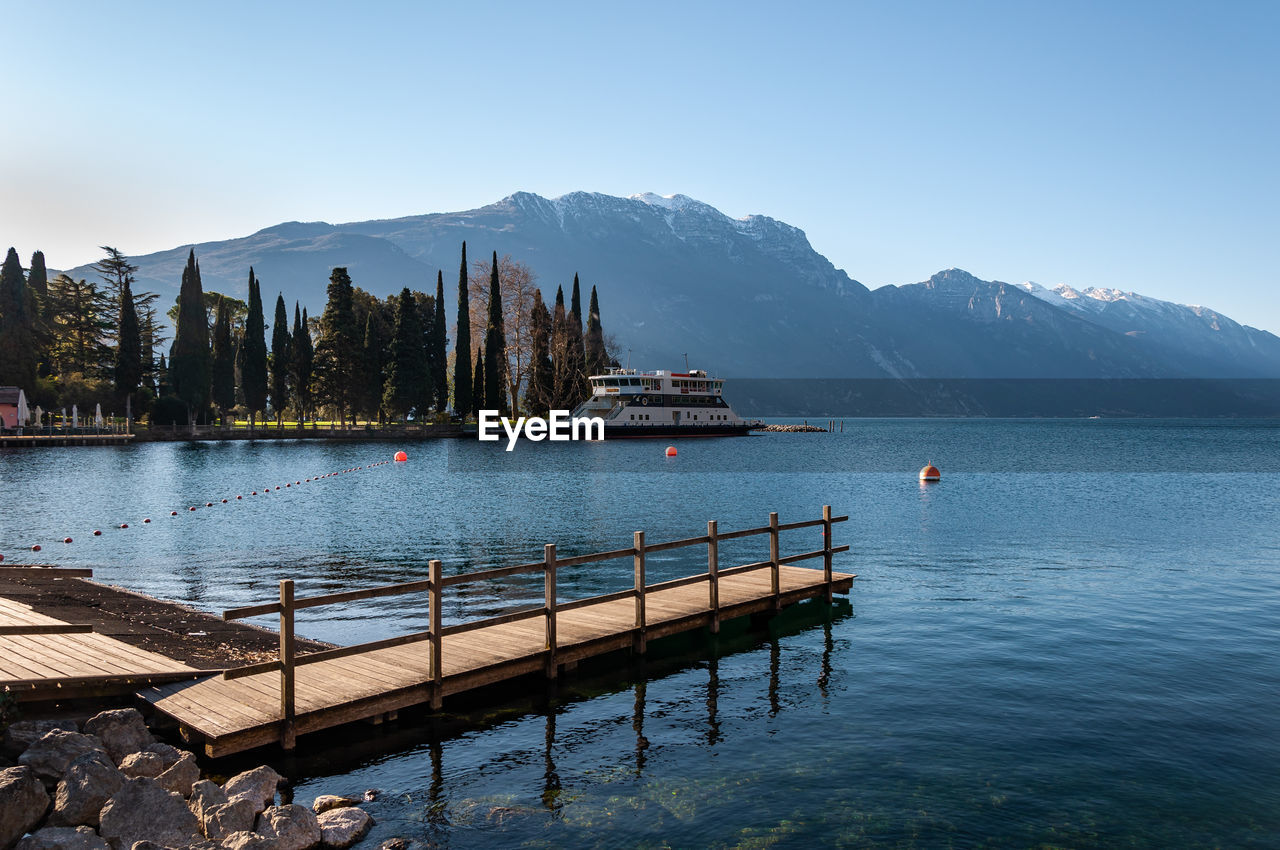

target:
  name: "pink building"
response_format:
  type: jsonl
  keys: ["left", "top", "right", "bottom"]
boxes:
{"left": 0, "top": 386, "right": 28, "bottom": 430}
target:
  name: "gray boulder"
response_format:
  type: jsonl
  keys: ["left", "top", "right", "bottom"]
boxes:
{"left": 98, "top": 777, "right": 201, "bottom": 850}
{"left": 0, "top": 766, "right": 50, "bottom": 850}
{"left": 17, "top": 732, "right": 107, "bottom": 786}
{"left": 316, "top": 808, "right": 372, "bottom": 849}
{"left": 155, "top": 754, "right": 200, "bottom": 799}
{"left": 140, "top": 744, "right": 182, "bottom": 771}
{"left": 186, "top": 781, "right": 227, "bottom": 829}
{"left": 202, "top": 799, "right": 257, "bottom": 842}
{"left": 14, "top": 826, "right": 109, "bottom": 850}
{"left": 221, "top": 832, "right": 273, "bottom": 850}
{"left": 3, "top": 720, "right": 78, "bottom": 758}
{"left": 118, "top": 753, "right": 166, "bottom": 780}
{"left": 223, "top": 767, "right": 284, "bottom": 814}
{"left": 256, "top": 805, "right": 321, "bottom": 850}
{"left": 49, "top": 751, "right": 125, "bottom": 828}
{"left": 309, "top": 797, "right": 357, "bottom": 816}
{"left": 82, "top": 711, "right": 153, "bottom": 766}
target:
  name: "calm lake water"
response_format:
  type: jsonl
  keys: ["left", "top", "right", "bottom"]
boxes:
{"left": 2, "top": 419, "right": 1279, "bottom": 848}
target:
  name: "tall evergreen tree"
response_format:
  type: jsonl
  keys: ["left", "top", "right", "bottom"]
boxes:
{"left": 113, "top": 277, "right": 142, "bottom": 404}
{"left": 382, "top": 288, "right": 428, "bottom": 421}
{"left": 584, "top": 284, "right": 607, "bottom": 376}
{"left": 565, "top": 273, "right": 589, "bottom": 405}
{"left": 452, "top": 242, "right": 472, "bottom": 416}
{"left": 359, "top": 311, "right": 389, "bottom": 423}
{"left": 210, "top": 295, "right": 236, "bottom": 418}
{"left": 270, "top": 293, "right": 292, "bottom": 425}
{"left": 47, "top": 274, "right": 111, "bottom": 378}
{"left": 431, "top": 270, "right": 448, "bottom": 412}
{"left": 28, "top": 251, "right": 51, "bottom": 378}
{"left": 570, "top": 274, "right": 583, "bottom": 331}
{"left": 0, "top": 248, "right": 37, "bottom": 392}
{"left": 241, "top": 269, "right": 268, "bottom": 427}
{"left": 168, "top": 250, "right": 211, "bottom": 428}
{"left": 526, "top": 289, "right": 554, "bottom": 414}
{"left": 315, "top": 267, "right": 359, "bottom": 426}
{"left": 550, "top": 285, "right": 571, "bottom": 409}
{"left": 471, "top": 346, "right": 485, "bottom": 421}
{"left": 92, "top": 247, "right": 138, "bottom": 341}
{"left": 482, "top": 251, "right": 508, "bottom": 414}
{"left": 291, "top": 305, "right": 314, "bottom": 425}
{"left": 27, "top": 250, "right": 48, "bottom": 307}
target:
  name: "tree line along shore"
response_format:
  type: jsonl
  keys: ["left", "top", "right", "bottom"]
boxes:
{"left": 0, "top": 242, "right": 613, "bottom": 431}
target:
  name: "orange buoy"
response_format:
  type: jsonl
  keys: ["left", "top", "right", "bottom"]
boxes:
{"left": 395, "top": 451, "right": 408, "bottom": 462}
{"left": 665, "top": 446, "right": 678, "bottom": 457}
{"left": 31, "top": 544, "right": 41, "bottom": 552}
{"left": 63, "top": 537, "right": 73, "bottom": 544}
{"left": 919, "top": 463, "right": 941, "bottom": 482}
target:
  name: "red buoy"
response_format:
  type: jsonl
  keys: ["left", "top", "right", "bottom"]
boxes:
{"left": 395, "top": 451, "right": 408, "bottom": 462}
{"left": 143, "top": 518, "right": 151, "bottom": 523}
{"left": 31, "top": 544, "right": 41, "bottom": 552}
{"left": 189, "top": 506, "right": 197, "bottom": 512}
{"left": 236, "top": 495, "right": 242, "bottom": 499}
{"left": 206, "top": 502, "right": 214, "bottom": 507}
{"left": 221, "top": 498, "right": 228, "bottom": 503}
{"left": 170, "top": 511, "right": 178, "bottom": 516}
{"left": 919, "top": 463, "right": 941, "bottom": 483}
{"left": 63, "top": 537, "right": 73, "bottom": 544}
{"left": 0, "top": 554, "right": 4, "bottom": 561}
{"left": 119, "top": 523, "right": 128, "bottom": 529}
{"left": 665, "top": 446, "right": 678, "bottom": 457}
{"left": 93, "top": 530, "right": 102, "bottom": 536}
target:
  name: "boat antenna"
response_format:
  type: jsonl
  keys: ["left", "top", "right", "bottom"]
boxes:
{"left": 627, "top": 348, "right": 632, "bottom": 370}
{"left": 683, "top": 352, "right": 689, "bottom": 372}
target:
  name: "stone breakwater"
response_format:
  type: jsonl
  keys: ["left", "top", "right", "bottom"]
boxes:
{"left": 0, "top": 710, "right": 381, "bottom": 850}
{"left": 759, "top": 423, "right": 827, "bottom": 432}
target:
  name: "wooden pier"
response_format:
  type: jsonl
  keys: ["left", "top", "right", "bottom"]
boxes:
{"left": 0, "top": 433, "right": 135, "bottom": 448}
{"left": 142, "top": 508, "right": 855, "bottom": 757}
{"left": 0, "top": 569, "right": 204, "bottom": 700}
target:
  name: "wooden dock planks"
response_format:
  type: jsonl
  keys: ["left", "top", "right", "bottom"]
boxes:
{"left": 141, "top": 563, "right": 853, "bottom": 757}
{"left": 0, "top": 597, "right": 206, "bottom": 700}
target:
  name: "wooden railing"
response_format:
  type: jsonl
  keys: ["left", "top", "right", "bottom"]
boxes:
{"left": 222, "top": 507, "right": 849, "bottom": 747}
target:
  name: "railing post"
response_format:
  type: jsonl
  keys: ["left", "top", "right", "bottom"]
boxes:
{"left": 634, "top": 531, "right": 647, "bottom": 654}
{"left": 822, "top": 505, "right": 834, "bottom": 603}
{"left": 279, "top": 579, "right": 296, "bottom": 750}
{"left": 429, "top": 559, "right": 443, "bottom": 709}
{"left": 769, "top": 512, "right": 780, "bottom": 609}
{"left": 707, "top": 520, "right": 720, "bottom": 634}
{"left": 544, "top": 544, "right": 558, "bottom": 679}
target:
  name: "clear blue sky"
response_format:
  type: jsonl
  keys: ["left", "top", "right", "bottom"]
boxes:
{"left": 3, "top": 1, "right": 1277, "bottom": 330}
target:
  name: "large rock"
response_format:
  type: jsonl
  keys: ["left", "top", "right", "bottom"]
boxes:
{"left": 17, "top": 732, "right": 107, "bottom": 786}
{"left": 49, "top": 751, "right": 125, "bottom": 828}
{"left": 97, "top": 777, "right": 201, "bottom": 850}
{"left": 202, "top": 799, "right": 257, "bottom": 842}
{"left": 82, "top": 711, "right": 153, "bottom": 766}
{"left": 140, "top": 744, "right": 183, "bottom": 771}
{"left": 118, "top": 753, "right": 166, "bottom": 780}
{"left": 186, "top": 781, "right": 227, "bottom": 828}
{"left": 14, "top": 826, "right": 109, "bottom": 850}
{"left": 3, "top": 720, "right": 78, "bottom": 758}
{"left": 155, "top": 753, "right": 200, "bottom": 799}
{"left": 223, "top": 767, "right": 284, "bottom": 814}
{"left": 256, "top": 805, "right": 321, "bottom": 850}
{"left": 0, "top": 766, "right": 50, "bottom": 850}
{"left": 316, "top": 808, "right": 372, "bottom": 849}
{"left": 310, "top": 797, "right": 357, "bottom": 815}
{"left": 221, "top": 832, "right": 273, "bottom": 850}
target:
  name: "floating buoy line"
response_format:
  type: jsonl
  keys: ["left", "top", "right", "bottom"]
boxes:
{"left": 1, "top": 452, "right": 408, "bottom": 563}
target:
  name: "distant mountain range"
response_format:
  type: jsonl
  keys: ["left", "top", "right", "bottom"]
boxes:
{"left": 61, "top": 191, "right": 1280, "bottom": 379}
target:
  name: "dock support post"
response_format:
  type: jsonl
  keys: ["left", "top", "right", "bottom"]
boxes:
{"left": 634, "top": 531, "right": 647, "bottom": 654}
{"left": 278, "top": 579, "right": 296, "bottom": 750}
{"left": 769, "top": 512, "right": 780, "bottom": 610}
{"left": 544, "top": 544, "right": 558, "bottom": 679}
{"left": 822, "top": 505, "right": 834, "bottom": 603}
{"left": 707, "top": 520, "right": 720, "bottom": 634}
{"left": 429, "top": 559, "right": 443, "bottom": 709}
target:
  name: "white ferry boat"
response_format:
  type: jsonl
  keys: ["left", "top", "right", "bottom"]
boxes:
{"left": 570, "top": 368, "right": 758, "bottom": 437}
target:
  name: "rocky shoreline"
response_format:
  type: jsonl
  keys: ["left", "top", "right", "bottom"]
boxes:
{"left": 1, "top": 710, "right": 381, "bottom": 850}
{"left": 758, "top": 423, "right": 827, "bottom": 432}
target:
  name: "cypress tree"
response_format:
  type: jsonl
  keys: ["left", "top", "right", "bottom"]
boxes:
{"left": 483, "top": 251, "right": 508, "bottom": 414}
{"left": 291, "top": 304, "right": 314, "bottom": 425}
{"left": 211, "top": 295, "right": 236, "bottom": 418}
{"left": 27, "top": 251, "right": 48, "bottom": 307}
{"left": 359, "top": 310, "right": 389, "bottom": 423}
{"left": 315, "top": 267, "right": 358, "bottom": 426}
{"left": 0, "top": 248, "right": 37, "bottom": 392}
{"left": 584, "top": 284, "right": 607, "bottom": 376}
{"left": 113, "top": 277, "right": 142, "bottom": 403}
{"left": 241, "top": 269, "right": 268, "bottom": 428}
{"left": 471, "top": 346, "right": 484, "bottom": 421}
{"left": 527, "top": 289, "right": 554, "bottom": 414}
{"left": 432, "top": 270, "right": 448, "bottom": 412}
{"left": 570, "top": 274, "right": 583, "bottom": 331}
{"left": 550, "top": 285, "right": 570, "bottom": 409}
{"left": 168, "top": 250, "right": 211, "bottom": 428}
{"left": 565, "top": 275, "right": 588, "bottom": 406}
{"left": 28, "top": 251, "right": 51, "bottom": 378}
{"left": 270, "top": 293, "right": 291, "bottom": 425}
{"left": 452, "top": 241, "right": 472, "bottom": 416}
{"left": 383, "top": 287, "right": 427, "bottom": 421}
